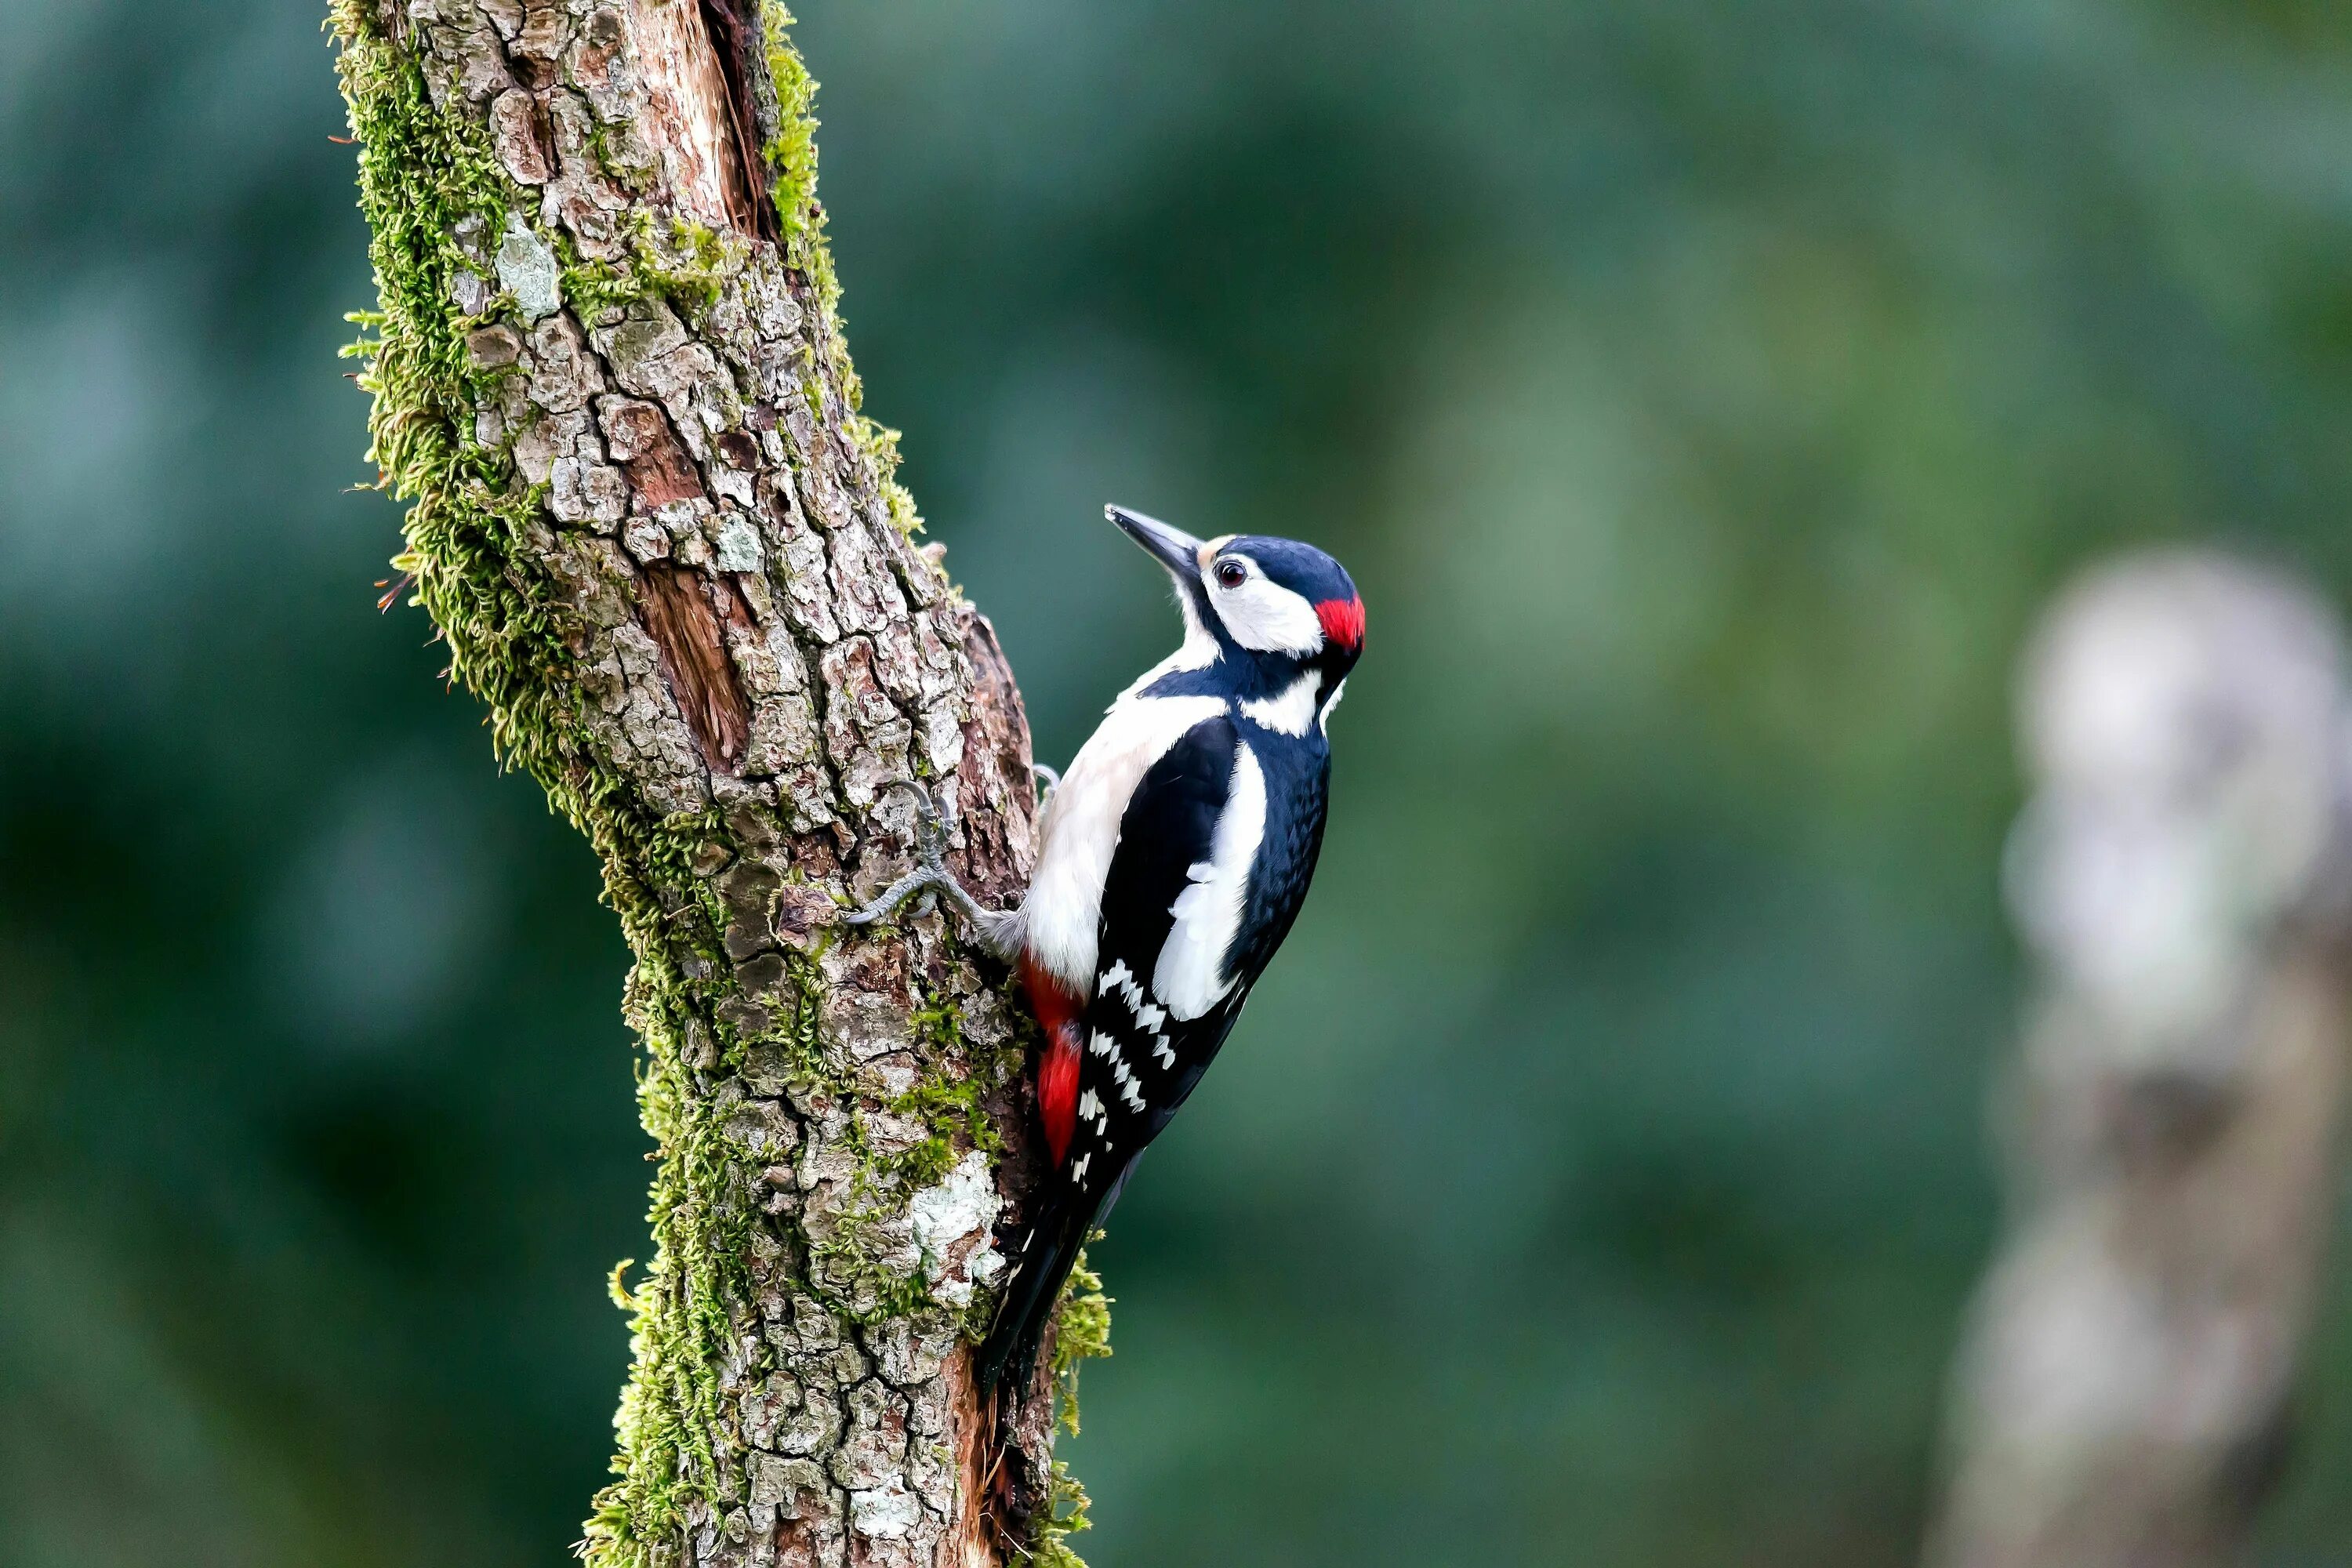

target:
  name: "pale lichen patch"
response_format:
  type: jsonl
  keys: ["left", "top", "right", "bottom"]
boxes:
{"left": 908, "top": 1150, "right": 1004, "bottom": 1308}
{"left": 498, "top": 215, "right": 563, "bottom": 319}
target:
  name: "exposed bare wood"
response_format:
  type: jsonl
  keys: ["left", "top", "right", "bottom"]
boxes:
{"left": 630, "top": 0, "right": 757, "bottom": 234}
{"left": 637, "top": 564, "right": 752, "bottom": 771}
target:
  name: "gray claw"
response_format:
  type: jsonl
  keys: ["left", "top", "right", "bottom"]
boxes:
{"left": 842, "top": 778, "right": 1006, "bottom": 953}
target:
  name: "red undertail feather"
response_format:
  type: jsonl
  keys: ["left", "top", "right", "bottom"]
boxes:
{"left": 1020, "top": 955, "right": 1084, "bottom": 1167}
{"left": 1039, "top": 1029, "right": 1080, "bottom": 1166}
{"left": 1316, "top": 595, "right": 1367, "bottom": 651}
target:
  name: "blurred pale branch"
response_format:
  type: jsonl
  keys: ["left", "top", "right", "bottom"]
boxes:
{"left": 1929, "top": 554, "right": 2352, "bottom": 1568}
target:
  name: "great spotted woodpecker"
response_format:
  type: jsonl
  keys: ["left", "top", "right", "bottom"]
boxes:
{"left": 846, "top": 505, "right": 1365, "bottom": 1393}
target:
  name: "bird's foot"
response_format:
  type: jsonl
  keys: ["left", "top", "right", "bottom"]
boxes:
{"left": 842, "top": 781, "right": 1020, "bottom": 960}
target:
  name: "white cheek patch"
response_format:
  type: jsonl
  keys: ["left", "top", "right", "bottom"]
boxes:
{"left": 1207, "top": 562, "right": 1326, "bottom": 655}
{"left": 1155, "top": 742, "right": 1269, "bottom": 1021}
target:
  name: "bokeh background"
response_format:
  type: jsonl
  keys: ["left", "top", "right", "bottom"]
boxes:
{"left": 5, "top": 1, "right": 2352, "bottom": 1563}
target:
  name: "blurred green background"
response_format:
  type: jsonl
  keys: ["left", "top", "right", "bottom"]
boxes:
{"left": 5, "top": 1, "right": 2352, "bottom": 1563}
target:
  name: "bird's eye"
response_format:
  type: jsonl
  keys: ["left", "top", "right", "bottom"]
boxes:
{"left": 1214, "top": 559, "right": 1247, "bottom": 590}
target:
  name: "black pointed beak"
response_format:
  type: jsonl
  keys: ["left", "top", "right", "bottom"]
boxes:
{"left": 1108, "top": 504, "right": 1205, "bottom": 579}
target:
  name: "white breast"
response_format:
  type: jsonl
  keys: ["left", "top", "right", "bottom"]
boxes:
{"left": 1155, "top": 739, "right": 1268, "bottom": 1021}
{"left": 1021, "top": 692, "right": 1228, "bottom": 994}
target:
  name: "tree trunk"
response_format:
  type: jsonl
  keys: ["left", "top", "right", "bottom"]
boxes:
{"left": 1926, "top": 553, "right": 2352, "bottom": 1568}
{"left": 328, "top": 4, "right": 1101, "bottom": 1563}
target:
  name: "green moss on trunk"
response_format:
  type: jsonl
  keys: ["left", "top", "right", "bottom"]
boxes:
{"left": 328, "top": 4, "right": 1106, "bottom": 1563}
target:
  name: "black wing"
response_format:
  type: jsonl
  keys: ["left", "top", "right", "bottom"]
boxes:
{"left": 1067, "top": 713, "right": 1250, "bottom": 1194}
{"left": 979, "top": 714, "right": 1243, "bottom": 1391}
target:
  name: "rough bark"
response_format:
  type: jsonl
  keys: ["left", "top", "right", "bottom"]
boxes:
{"left": 1927, "top": 553, "right": 2352, "bottom": 1568}
{"left": 328, "top": 4, "right": 1098, "bottom": 1563}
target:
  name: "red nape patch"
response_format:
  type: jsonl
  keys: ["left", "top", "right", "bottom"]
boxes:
{"left": 1316, "top": 595, "right": 1366, "bottom": 651}
{"left": 1021, "top": 956, "right": 1086, "bottom": 1166}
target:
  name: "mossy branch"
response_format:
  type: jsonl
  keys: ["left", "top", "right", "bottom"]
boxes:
{"left": 328, "top": 4, "right": 1106, "bottom": 1563}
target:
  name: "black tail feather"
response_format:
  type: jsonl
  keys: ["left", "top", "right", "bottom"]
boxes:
{"left": 978, "top": 1190, "right": 1097, "bottom": 1396}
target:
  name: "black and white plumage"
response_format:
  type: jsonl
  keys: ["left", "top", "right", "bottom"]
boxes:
{"left": 972, "top": 506, "right": 1365, "bottom": 1394}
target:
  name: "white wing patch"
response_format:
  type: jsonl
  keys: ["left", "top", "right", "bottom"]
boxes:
{"left": 1240, "top": 673, "right": 1319, "bottom": 737}
{"left": 1154, "top": 741, "right": 1269, "bottom": 1022}
{"left": 1022, "top": 694, "right": 1228, "bottom": 993}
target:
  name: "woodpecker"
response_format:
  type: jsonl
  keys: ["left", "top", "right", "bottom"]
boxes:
{"left": 845, "top": 504, "right": 1365, "bottom": 1394}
